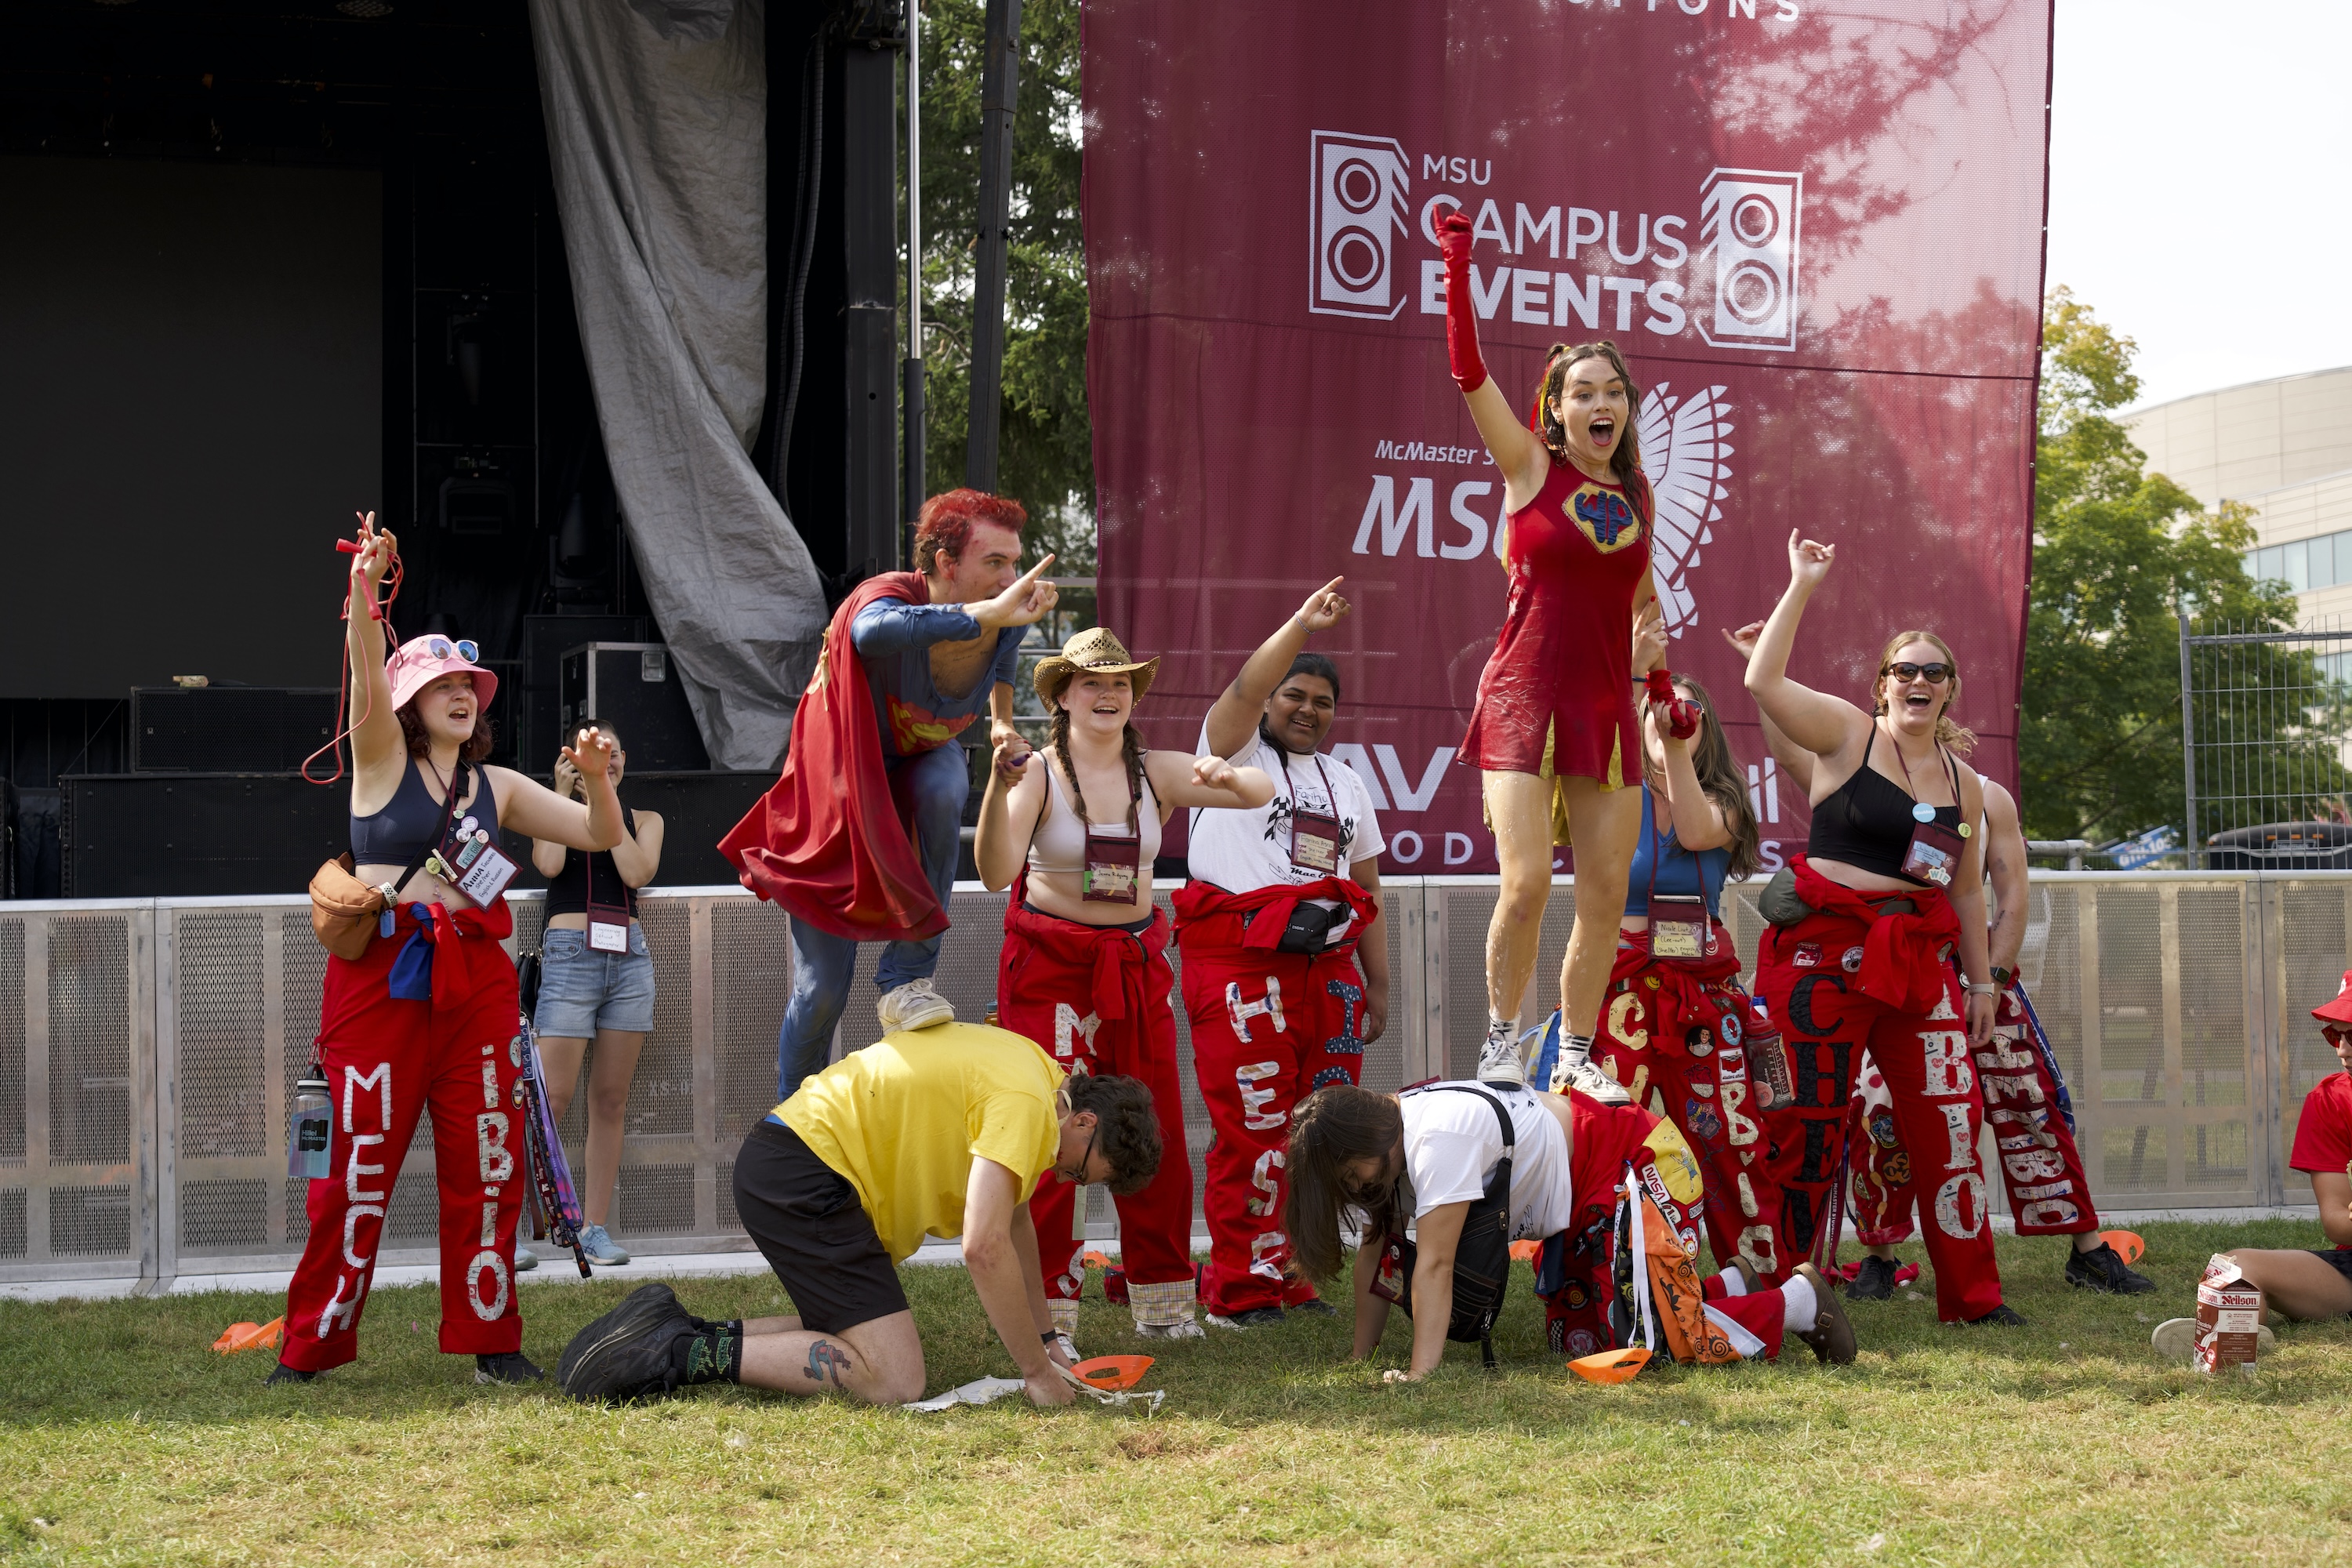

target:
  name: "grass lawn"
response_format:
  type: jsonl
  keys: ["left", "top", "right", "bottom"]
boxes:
{"left": 6, "top": 1219, "right": 2350, "bottom": 1566}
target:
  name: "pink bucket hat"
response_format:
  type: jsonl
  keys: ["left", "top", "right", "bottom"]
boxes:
{"left": 387, "top": 633, "right": 498, "bottom": 713}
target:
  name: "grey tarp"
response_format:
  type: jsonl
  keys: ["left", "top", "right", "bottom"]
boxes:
{"left": 528, "top": 0, "right": 823, "bottom": 770}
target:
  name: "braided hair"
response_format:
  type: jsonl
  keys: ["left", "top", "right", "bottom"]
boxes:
{"left": 1047, "top": 706, "right": 1147, "bottom": 833}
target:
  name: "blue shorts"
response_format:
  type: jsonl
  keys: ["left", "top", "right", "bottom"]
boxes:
{"left": 534, "top": 924, "right": 656, "bottom": 1036}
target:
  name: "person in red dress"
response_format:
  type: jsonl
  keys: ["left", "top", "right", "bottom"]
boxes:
{"left": 1434, "top": 209, "right": 1662, "bottom": 1097}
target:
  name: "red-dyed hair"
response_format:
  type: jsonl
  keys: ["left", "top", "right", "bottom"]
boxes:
{"left": 913, "top": 488, "right": 1027, "bottom": 575}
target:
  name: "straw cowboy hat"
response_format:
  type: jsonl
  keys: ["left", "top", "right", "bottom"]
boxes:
{"left": 1033, "top": 626, "right": 1160, "bottom": 706}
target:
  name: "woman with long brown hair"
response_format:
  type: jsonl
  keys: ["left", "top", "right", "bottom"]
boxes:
{"left": 1742, "top": 533, "right": 2020, "bottom": 1327}
{"left": 973, "top": 626, "right": 1271, "bottom": 1342}
{"left": 1434, "top": 209, "right": 1664, "bottom": 1095}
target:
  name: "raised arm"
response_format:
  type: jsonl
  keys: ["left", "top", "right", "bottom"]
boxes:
{"left": 1722, "top": 621, "right": 1817, "bottom": 796}
{"left": 1435, "top": 211, "right": 1545, "bottom": 503}
{"left": 1144, "top": 750, "right": 1275, "bottom": 812}
{"left": 974, "top": 735, "right": 1051, "bottom": 892}
{"left": 1743, "top": 532, "right": 1870, "bottom": 762}
{"left": 1202, "top": 579, "right": 1350, "bottom": 759}
{"left": 851, "top": 555, "right": 1061, "bottom": 655}
{"left": 608, "top": 810, "right": 664, "bottom": 889}
{"left": 1649, "top": 707, "right": 1733, "bottom": 853}
{"left": 490, "top": 728, "right": 622, "bottom": 853}
{"left": 344, "top": 515, "right": 405, "bottom": 778}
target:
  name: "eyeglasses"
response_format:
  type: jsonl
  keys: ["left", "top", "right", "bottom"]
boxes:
{"left": 1056, "top": 1125, "right": 1100, "bottom": 1185}
{"left": 420, "top": 637, "right": 480, "bottom": 663}
{"left": 1882, "top": 662, "right": 1953, "bottom": 684}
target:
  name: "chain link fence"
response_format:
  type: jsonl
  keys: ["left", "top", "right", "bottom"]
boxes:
{"left": 2180, "top": 619, "right": 2352, "bottom": 869}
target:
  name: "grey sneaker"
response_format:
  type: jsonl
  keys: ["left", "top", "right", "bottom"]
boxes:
{"left": 877, "top": 978, "right": 956, "bottom": 1033}
{"left": 1475, "top": 1019, "right": 1527, "bottom": 1087}
{"left": 578, "top": 1224, "right": 630, "bottom": 1266}
{"left": 1557, "top": 1057, "right": 1630, "bottom": 1106}
{"left": 513, "top": 1243, "right": 539, "bottom": 1272}
{"left": 1134, "top": 1318, "right": 1206, "bottom": 1341}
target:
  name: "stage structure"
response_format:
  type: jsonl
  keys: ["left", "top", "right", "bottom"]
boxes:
{"left": 1087, "top": 1, "right": 2053, "bottom": 874}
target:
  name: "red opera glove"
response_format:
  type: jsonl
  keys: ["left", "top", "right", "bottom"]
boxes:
{"left": 1436, "top": 209, "right": 1486, "bottom": 394}
{"left": 1646, "top": 670, "right": 1700, "bottom": 741}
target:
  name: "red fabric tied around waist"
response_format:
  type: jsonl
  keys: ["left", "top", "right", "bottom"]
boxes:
{"left": 1783, "top": 855, "right": 1962, "bottom": 1013}
{"left": 1171, "top": 875, "right": 1377, "bottom": 953}
{"left": 400, "top": 898, "right": 515, "bottom": 1011}
{"left": 1003, "top": 873, "right": 1170, "bottom": 1023}
{"left": 1612, "top": 924, "right": 1742, "bottom": 1040}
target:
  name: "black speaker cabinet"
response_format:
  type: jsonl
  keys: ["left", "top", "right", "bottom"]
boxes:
{"left": 130, "top": 688, "right": 343, "bottom": 772}
{"left": 557, "top": 643, "right": 710, "bottom": 771}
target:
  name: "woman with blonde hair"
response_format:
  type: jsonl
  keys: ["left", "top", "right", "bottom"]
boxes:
{"left": 1741, "top": 533, "right": 2020, "bottom": 1327}
{"left": 974, "top": 626, "right": 1272, "bottom": 1341}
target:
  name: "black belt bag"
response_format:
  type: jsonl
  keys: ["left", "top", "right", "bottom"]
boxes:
{"left": 1241, "top": 899, "right": 1352, "bottom": 955}
{"left": 1371, "top": 1084, "right": 1516, "bottom": 1368}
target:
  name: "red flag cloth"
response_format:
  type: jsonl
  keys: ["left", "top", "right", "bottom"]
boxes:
{"left": 1784, "top": 855, "right": 1962, "bottom": 1016}
{"left": 718, "top": 572, "right": 951, "bottom": 945}
{"left": 1169, "top": 873, "right": 1377, "bottom": 953}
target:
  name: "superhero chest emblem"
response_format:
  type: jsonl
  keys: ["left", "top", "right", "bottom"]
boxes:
{"left": 1569, "top": 482, "right": 1643, "bottom": 555}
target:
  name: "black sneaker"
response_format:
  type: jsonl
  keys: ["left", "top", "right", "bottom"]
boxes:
{"left": 264, "top": 1361, "right": 317, "bottom": 1386}
{"left": 1848, "top": 1255, "right": 1898, "bottom": 1301}
{"left": 1203, "top": 1307, "right": 1287, "bottom": 1330}
{"left": 475, "top": 1351, "right": 546, "bottom": 1385}
{"left": 2064, "top": 1241, "right": 2156, "bottom": 1295}
{"left": 1962, "top": 1303, "right": 2028, "bottom": 1327}
{"left": 560, "top": 1283, "right": 695, "bottom": 1402}
{"left": 1287, "top": 1298, "right": 1339, "bottom": 1318}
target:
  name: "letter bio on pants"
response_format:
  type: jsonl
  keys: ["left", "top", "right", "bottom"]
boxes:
{"left": 280, "top": 902, "right": 528, "bottom": 1371}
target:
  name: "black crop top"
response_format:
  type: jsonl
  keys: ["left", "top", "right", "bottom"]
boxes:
{"left": 350, "top": 757, "right": 499, "bottom": 865}
{"left": 1807, "top": 727, "right": 1960, "bottom": 883}
{"left": 542, "top": 808, "right": 641, "bottom": 920}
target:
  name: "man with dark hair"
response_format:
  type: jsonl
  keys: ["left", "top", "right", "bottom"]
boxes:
{"left": 558, "top": 1022, "right": 1161, "bottom": 1407}
{"left": 723, "top": 488, "right": 1060, "bottom": 1094}
{"left": 1176, "top": 580, "right": 1391, "bottom": 1327}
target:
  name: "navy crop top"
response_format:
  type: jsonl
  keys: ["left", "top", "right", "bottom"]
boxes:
{"left": 350, "top": 757, "right": 499, "bottom": 866}
{"left": 1806, "top": 727, "right": 1959, "bottom": 883}
{"left": 1625, "top": 788, "right": 1731, "bottom": 919}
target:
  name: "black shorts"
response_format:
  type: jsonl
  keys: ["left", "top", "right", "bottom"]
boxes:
{"left": 733, "top": 1119, "right": 909, "bottom": 1335}
{"left": 2310, "top": 1247, "right": 2352, "bottom": 1287}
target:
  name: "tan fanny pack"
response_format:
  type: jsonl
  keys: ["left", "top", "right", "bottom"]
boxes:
{"left": 309, "top": 761, "right": 469, "bottom": 960}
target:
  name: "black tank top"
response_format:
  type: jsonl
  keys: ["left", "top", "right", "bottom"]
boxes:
{"left": 542, "top": 808, "right": 640, "bottom": 920}
{"left": 1807, "top": 726, "right": 1960, "bottom": 881}
{"left": 350, "top": 757, "right": 499, "bottom": 864}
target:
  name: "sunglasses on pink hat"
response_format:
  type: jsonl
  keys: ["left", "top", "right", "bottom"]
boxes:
{"left": 387, "top": 634, "right": 498, "bottom": 713}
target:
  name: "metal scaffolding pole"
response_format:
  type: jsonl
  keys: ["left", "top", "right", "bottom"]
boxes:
{"left": 964, "top": 0, "right": 1021, "bottom": 493}
{"left": 902, "top": 0, "right": 925, "bottom": 534}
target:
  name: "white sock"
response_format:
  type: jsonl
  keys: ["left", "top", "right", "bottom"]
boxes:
{"left": 1718, "top": 1268, "right": 1748, "bottom": 1298}
{"left": 1486, "top": 1013, "right": 1517, "bottom": 1040}
{"left": 1780, "top": 1275, "right": 1817, "bottom": 1334}
{"left": 1559, "top": 1031, "right": 1593, "bottom": 1067}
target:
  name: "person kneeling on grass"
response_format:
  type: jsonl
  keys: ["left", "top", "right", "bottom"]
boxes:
{"left": 1286, "top": 1080, "right": 1857, "bottom": 1378}
{"left": 2154, "top": 971, "right": 2352, "bottom": 1357}
{"left": 557, "top": 1022, "right": 1162, "bottom": 1406}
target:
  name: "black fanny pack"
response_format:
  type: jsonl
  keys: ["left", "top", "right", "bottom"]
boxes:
{"left": 1370, "top": 1084, "right": 1516, "bottom": 1368}
{"left": 1241, "top": 899, "right": 1352, "bottom": 954}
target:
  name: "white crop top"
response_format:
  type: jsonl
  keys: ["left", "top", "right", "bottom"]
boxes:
{"left": 1026, "top": 753, "right": 1163, "bottom": 876}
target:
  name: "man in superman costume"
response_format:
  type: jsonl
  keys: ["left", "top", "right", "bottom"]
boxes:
{"left": 722, "top": 489, "right": 1062, "bottom": 1095}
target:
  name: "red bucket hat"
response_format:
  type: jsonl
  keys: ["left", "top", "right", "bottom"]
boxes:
{"left": 387, "top": 633, "right": 498, "bottom": 713}
{"left": 2312, "top": 969, "right": 2352, "bottom": 1029}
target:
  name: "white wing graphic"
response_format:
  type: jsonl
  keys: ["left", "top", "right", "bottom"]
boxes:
{"left": 1639, "top": 383, "right": 1733, "bottom": 637}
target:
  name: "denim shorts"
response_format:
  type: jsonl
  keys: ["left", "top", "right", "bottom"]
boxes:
{"left": 534, "top": 924, "right": 656, "bottom": 1036}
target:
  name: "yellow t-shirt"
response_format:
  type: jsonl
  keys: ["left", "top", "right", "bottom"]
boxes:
{"left": 776, "top": 1023, "right": 1065, "bottom": 1263}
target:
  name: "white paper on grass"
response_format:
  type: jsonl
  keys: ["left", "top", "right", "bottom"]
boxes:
{"left": 908, "top": 1377, "right": 1027, "bottom": 1413}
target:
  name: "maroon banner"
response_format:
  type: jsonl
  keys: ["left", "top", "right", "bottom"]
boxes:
{"left": 1087, "top": 1, "right": 2050, "bottom": 875}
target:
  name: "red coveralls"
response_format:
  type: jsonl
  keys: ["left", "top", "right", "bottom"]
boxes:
{"left": 996, "top": 888, "right": 1196, "bottom": 1333}
{"left": 1751, "top": 855, "right": 2004, "bottom": 1322}
{"left": 280, "top": 901, "right": 526, "bottom": 1371}
{"left": 1848, "top": 980, "right": 2101, "bottom": 1243}
{"left": 1592, "top": 927, "right": 1801, "bottom": 1279}
{"left": 1537, "top": 1091, "right": 1789, "bottom": 1360}
{"left": 1174, "top": 875, "right": 1377, "bottom": 1316}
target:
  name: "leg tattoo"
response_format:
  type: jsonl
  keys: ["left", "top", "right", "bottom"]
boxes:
{"left": 804, "top": 1339, "right": 855, "bottom": 1388}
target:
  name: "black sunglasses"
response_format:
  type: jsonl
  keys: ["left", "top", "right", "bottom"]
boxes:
{"left": 1883, "top": 662, "right": 1953, "bottom": 684}
{"left": 1057, "top": 1124, "right": 1100, "bottom": 1184}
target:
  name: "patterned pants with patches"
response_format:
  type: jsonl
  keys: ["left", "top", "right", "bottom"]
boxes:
{"left": 1754, "top": 919, "right": 2005, "bottom": 1323}
{"left": 1848, "top": 982, "right": 2101, "bottom": 1243}
{"left": 279, "top": 931, "right": 526, "bottom": 1372}
{"left": 1178, "top": 938, "right": 1370, "bottom": 1317}
{"left": 1591, "top": 956, "right": 1804, "bottom": 1283}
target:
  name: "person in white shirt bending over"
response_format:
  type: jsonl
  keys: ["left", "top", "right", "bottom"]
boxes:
{"left": 1174, "top": 579, "right": 1391, "bottom": 1330}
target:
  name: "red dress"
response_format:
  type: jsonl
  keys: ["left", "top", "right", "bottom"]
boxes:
{"left": 1459, "top": 459, "right": 1652, "bottom": 782}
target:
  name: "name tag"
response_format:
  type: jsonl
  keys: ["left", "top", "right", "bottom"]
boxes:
{"left": 589, "top": 916, "right": 630, "bottom": 953}
{"left": 1648, "top": 895, "right": 1708, "bottom": 960}
{"left": 1083, "top": 826, "right": 1141, "bottom": 904}
{"left": 1902, "top": 820, "right": 1966, "bottom": 888}
{"left": 1291, "top": 808, "right": 1343, "bottom": 874}
{"left": 456, "top": 842, "right": 518, "bottom": 906}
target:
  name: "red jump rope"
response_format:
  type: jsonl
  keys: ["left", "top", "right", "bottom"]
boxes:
{"left": 302, "top": 513, "right": 405, "bottom": 786}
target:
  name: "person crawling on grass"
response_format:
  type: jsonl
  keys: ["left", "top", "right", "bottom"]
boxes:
{"left": 557, "top": 1022, "right": 1162, "bottom": 1407}
{"left": 2153, "top": 971, "right": 2352, "bottom": 1356}
{"left": 1285, "top": 1080, "right": 1857, "bottom": 1380}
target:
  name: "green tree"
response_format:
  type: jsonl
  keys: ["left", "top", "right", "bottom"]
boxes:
{"left": 2019, "top": 289, "right": 2314, "bottom": 844}
{"left": 914, "top": 0, "right": 1092, "bottom": 578}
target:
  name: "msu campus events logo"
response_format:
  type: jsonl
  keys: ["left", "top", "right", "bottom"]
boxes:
{"left": 1312, "top": 130, "right": 1799, "bottom": 637}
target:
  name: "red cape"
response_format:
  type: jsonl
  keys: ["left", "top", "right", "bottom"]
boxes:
{"left": 718, "top": 572, "right": 952, "bottom": 943}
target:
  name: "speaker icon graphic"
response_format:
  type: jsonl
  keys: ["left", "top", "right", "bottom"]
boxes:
{"left": 1698, "top": 169, "right": 1802, "bottom": 351}
{"left": 1309, "top": 131, "right": 1412, "bottom": 320}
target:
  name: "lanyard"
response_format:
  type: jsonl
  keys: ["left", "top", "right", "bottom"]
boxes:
{"left": 1642, "top": 788, "right": 1713, "bottom": 961}
{"left": 1277, "top": 746, "right": 1345, "bottom": 874}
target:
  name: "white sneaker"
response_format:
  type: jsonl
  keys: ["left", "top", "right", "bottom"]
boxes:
{"left": 877, "top": 978, "right": 956, "bottom": 1033}
{"left": 1134, "top": 1318, "right": 1206, "bottom": 1341}
{"left": 2151, "top": 1316, "right": 2275, "bottom": 1361}
{"left": 512, "top": 1243, "right": 539, "bottom": 1272}
{"left": 1558, "top": 1056, "right": 1631, "bottom": 1106}
{"left": 1475, "top": 1019, "right": 1526, "bottom": 1087}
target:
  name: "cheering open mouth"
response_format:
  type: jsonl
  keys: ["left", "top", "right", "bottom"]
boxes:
{"left": 1588, "top": 414, "right": 1616, "bottom": 448}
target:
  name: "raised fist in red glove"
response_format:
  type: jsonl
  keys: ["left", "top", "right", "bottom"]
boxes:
{"left": 1435, "top": 207, "right": 1475, "bottom": 270}
{"left": 1646, "top": 669, "right": 1701, "bottom": 742}
{"left": 1435, "top": 209, "right": 1486, "bottom": 394}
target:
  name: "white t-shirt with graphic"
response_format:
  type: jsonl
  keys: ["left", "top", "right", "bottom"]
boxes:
{"left": 1186, "top": 724, "right": 1385, "bottom": 927}
{"left": 1399, "top": 1081, "right": 1576, "bottom": 1243}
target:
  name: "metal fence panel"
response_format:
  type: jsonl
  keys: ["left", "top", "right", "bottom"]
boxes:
{"left": 3, "top": 871, "right": 2346, "bottom": 1287}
